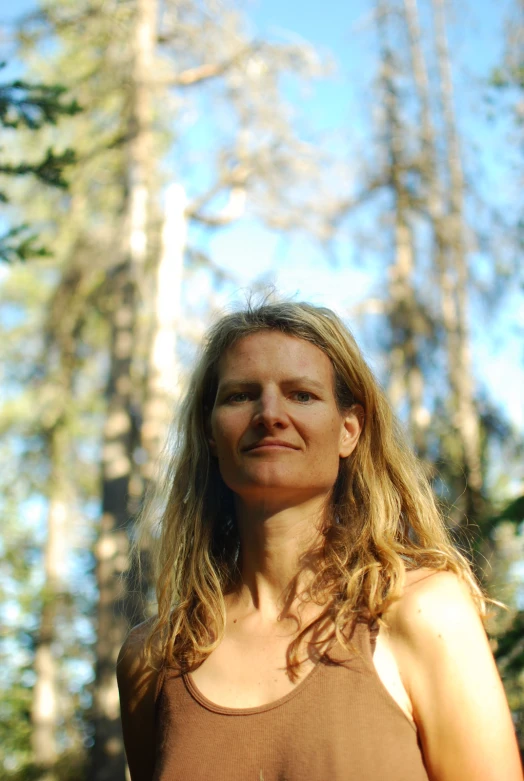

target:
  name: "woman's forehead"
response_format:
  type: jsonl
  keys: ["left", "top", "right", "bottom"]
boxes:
{"left": 216, "top": 331, "right": 334, "bottom": 383}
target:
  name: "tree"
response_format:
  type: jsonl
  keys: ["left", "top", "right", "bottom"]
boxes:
{"left": 430, "top": 0, "right": 484, "bottom": 521}
{"left": 0, "top": 62, "right": 80, "bottom": 262}
{"left": 8, "top": 2, "right": 331, "bottom": 778}
{"left": 375, "top": 0, "right": 430, "bottom": 459}
{"left": 333, "top": 0, "right": 486, "bottom": 523}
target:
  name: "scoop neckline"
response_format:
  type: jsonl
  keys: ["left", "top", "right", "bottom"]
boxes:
{"left": 183, "top": 654, "right": 326, "bottom": 715}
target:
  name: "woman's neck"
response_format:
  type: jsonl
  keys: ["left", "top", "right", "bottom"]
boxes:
{"left": 231, "top": 496, "right": 329, "bottom": 625}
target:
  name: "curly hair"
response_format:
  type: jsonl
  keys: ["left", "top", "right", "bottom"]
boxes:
{"left": 137, "top": 299, "right": 487, "bottom": 676}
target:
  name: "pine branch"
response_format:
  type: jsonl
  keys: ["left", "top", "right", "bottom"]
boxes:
{"left": 0, "top": 63, "right": 82, "bottom": 262}
{"left": 0, "top": 225, "right": 50, "bottom": 264}
{"left": 0, "top": 147, "right": 76, "bottom": 189}
{"left": 0, "top": 62, "right": 81, "bottom": 129}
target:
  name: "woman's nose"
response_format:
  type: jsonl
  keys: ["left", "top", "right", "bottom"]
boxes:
{"left": 252, "top": 391, "right": 288, "bottom": 429}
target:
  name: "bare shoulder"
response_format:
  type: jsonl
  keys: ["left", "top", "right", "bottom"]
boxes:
{"left": 389, "top": 567, "right": 479, "bottom": 631}
{"left": 384, "top": 568, "right": 522, "bottom": 781}
{"left": 385, "top": 567, "right": 490, "bottom": 701}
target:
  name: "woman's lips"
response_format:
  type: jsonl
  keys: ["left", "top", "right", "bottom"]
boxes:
{"left": 244, "top": 440, "right": 299, "bottom": 451}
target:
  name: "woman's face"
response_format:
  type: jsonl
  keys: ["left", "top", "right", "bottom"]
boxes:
{"left": 209, "top": 331, "right": 362, "bottom": 507}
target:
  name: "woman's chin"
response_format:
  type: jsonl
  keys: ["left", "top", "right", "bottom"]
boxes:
{"left": 232, "top": 480, "right": 328, "bottom": 508}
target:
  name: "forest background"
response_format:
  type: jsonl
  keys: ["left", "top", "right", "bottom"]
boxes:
{"left": 0, "top": 0, "right": 523, "bottom": 779}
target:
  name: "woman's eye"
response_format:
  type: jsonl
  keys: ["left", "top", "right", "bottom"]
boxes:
{"left": 227, "top": 392, "right": 250, "bottom": 403}
{"left": 293, "top": 391, "right": 314, "bottom": 402}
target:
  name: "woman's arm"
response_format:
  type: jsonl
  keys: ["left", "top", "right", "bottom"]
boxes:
{"left": 387, "top": 570, "right": 522, "bottom": 781}
{"left": 117, "top": 620, "right": 161, "bottom": 781}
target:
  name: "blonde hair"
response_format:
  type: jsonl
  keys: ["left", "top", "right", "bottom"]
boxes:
{"left": 138, "top": 300, "right": 487, "bottom": 674}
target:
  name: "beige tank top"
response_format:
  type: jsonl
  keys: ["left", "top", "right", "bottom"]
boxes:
{"left": 152, "top": 619, "right": 429, "bottom": 780}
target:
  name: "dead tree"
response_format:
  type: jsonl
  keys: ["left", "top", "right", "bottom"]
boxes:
{"left": 431, "top": 0, "right": 484, "bottom": 520}
{"left": 90, "top": 1, "right": 158, "bottom": 778}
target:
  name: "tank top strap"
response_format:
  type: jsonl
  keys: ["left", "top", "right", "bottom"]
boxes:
{"left": 323, "top": 615, "right": 380, "bottom": 668}
{"left": 154, "top": 661, "right": 167, "bottom": 705}
{"left": 369, "top": 617, "right": 380, "bottom": 655}
{"left": 353, "top": 615, "right": 381, "bottom": 664}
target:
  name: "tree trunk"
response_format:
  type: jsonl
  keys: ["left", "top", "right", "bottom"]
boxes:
{"left": 31, "top": 254, "right": 82, "bottom": 778}
{"left": 377, "top": 1, "right": 428, "bottom": 456}
{"left": 140, "top": 183, "right": 186, "bottom": 481}
{"left": 126, "top": 184, "right": 187, "bottom": 616}
{"left": 31, "top": 425, "right": 70, "bottom": 780}
{"left": 403, "top": 0, "right": 448, "bottom": 459}
{"left": 431, "top": 0, "right": 483, "bottom": 520}
{"left": 91, "top": 1, "right": 158, "bottom": 779}
{"left": 91, "top": 270, "right": 137, "bottom": 781}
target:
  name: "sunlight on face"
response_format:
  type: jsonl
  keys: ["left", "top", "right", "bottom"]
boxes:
{"left": 210, "top": 331, "right": 360, "bottom": 508}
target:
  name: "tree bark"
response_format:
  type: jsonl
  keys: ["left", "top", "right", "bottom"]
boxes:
{"left": 91, "top": 1, "right": 158, "bottom": 779}
{"left": 140, "top": 183, "right": 186, "bottom": 481}
{"left": 432, "top": 0, "right": 483, "bottom": 519}
{"left": 31, "top": 250, "right": 84, "bottom": 779}
{"left": 91, "top": 270, "right": 137, "bottom": 781}
{"left": 377, "top": 1, "right": 428, "bottom": 456}
{"left": 31, "top": 426, "right": 69, "bottom": 780}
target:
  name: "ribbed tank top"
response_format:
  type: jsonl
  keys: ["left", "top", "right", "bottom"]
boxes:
{"left": 152, "top": 619, "right": 429, "bottom": 780}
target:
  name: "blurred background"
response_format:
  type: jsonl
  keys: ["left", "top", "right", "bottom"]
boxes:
{"left": 0, "top": 0, "right": 522, "bottom": 778}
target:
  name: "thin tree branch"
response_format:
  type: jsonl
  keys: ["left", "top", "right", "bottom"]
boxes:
{"left": 169, "top": 44, "right": 262, "bottom": 88}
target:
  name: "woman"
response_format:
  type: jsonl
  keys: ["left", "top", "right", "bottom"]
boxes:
{"left": 117, "top": 300, "right": 522, "bottom": 781}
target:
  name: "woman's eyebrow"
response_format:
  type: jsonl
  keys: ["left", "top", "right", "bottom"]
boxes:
{"left": 217, "top": 377, "right": 325, "bottom": 393}
{"left": 280, "top": 377, "right": 325, "bottom": 392}
{"left": 216, "top": 379, "right": 258, "bottom": 393}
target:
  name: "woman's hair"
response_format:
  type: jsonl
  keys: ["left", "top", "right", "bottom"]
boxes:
{"left": 137, "top": 299, "right": 487, "bottom": 674}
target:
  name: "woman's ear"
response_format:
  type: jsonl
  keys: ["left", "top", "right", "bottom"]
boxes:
{"left": 339, "top": 404, "right": 364, "bottom": 458}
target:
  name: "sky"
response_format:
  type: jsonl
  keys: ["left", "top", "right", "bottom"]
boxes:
{"left": 1, "top": 0, "right": 522, "bottom": 442}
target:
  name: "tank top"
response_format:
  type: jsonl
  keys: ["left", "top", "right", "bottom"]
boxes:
{"left": 152, "top": 619, "right": 429, "bottom": 780}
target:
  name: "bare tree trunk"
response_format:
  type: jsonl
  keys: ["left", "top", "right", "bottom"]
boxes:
{"left": 30, "top": 250, "right": 85, "bottom": 779}
{"left": 403, "top": 0, "right": 448, "bottom": 459}
{"left": 91, "top": 1, "right": 158, "bottom": 779}
{"left": 141, "top": 183, "right": 186, "bottom": 480}
{"left": 128, "top": 184, "right": 187, "bottom": 615}
{"left": 404, "top": 0, "right": 435, "bottom": 170}
{"left": 377, "top": 1, "right": 428, "bottom": 456}
{"left": 432, "top": 0, "right": 483, "bottom": 519}
{"left": 31, "top": 426, "right": 69, "bottom": 780}
{"left": 403, "top": 0, "right": 444, "bottom": 232}
{"left": 91, "top": 271, "right": 137, "bottom": 781}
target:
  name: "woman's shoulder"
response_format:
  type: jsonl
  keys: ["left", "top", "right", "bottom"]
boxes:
{"left": 387, "top": 566, "right": 480, "bottom": 630}
{"left": 378, "top": 566, "right": 485, "bottom": 688}
{"left": 118, "top": 616, "right": 161, "bottom": 663}
{"left": 382, "top": 577, "right": 522, "bottom": 778}
{"left": 381, "top": 566, "right": 483, "bottom": 652}
{"left": 117, "top": 617, "right": 164, "bottom": 705}
{"left": 117, "top": 619, "right": 165, "bottom": 780}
